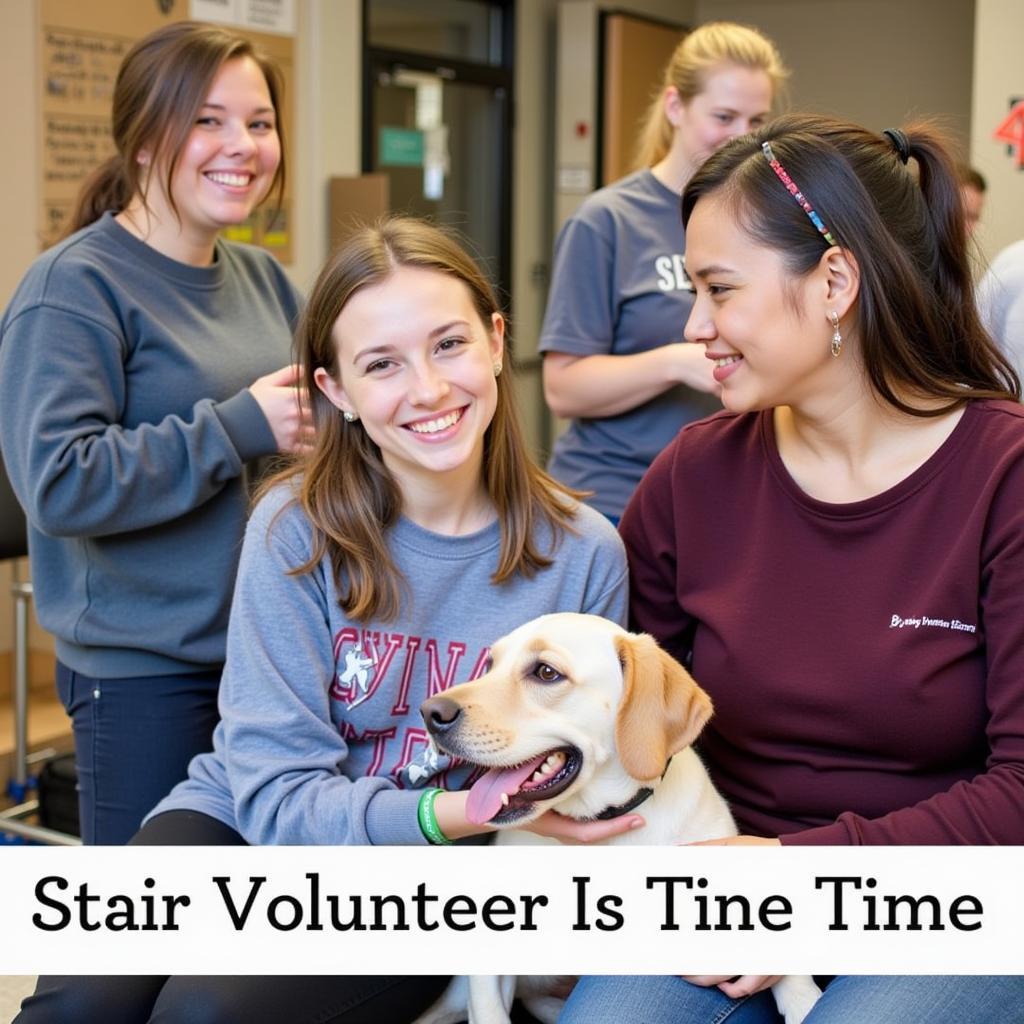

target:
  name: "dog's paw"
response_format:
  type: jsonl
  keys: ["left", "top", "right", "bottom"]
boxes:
{"left": 772, "top": 974, "right": 821, "bottom": 1024}
{"left": 520, "top": 995, "right": 567, "bottom": 1024}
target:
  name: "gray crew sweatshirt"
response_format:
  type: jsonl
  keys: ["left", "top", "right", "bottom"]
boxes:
{"left": 148, "top": 483, "right": 628, "bottom": 845}
{"left": 0, "top": 213, "right": 302, "bottom": 677}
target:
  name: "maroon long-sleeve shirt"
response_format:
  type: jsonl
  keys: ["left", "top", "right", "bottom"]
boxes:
{"left": 620, "top": 401, "right": 1024, "bottom": 844}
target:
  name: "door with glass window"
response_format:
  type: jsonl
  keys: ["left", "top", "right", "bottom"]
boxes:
{"left": 364, "top": 0, "right": 512, "bottom": 297}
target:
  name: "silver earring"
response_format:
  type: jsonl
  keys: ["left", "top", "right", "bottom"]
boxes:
{"left": 343, "top": 411, "right": 357, "bottom": 423}
{"left": 493, "top": 362, "right": 502, "bottom": 377}
{"left": 829, "top": 311, "right": 842, "bottom": 358}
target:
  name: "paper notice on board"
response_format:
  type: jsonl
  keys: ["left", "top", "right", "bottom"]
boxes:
{"left": 44, "top": 116, "right": 116, "bottom": 186}
{"left": 243, "top": 0, "right": 296, "bottom": 35}
{"left": 191, "top": 0, "right": 296, "bottom": 35}
{"left": 190, "top": 0, "right": 239, "bottom": 26}
{"left": 42, "top": 28, "right": 126, "bottom": 110}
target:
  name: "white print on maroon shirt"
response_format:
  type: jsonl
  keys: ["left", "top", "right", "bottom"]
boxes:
{"left": 889, "top": 614, "right": 977, "bottom": 633}
{"left": 655, "top": 254, "right": 695, "bottom": 292}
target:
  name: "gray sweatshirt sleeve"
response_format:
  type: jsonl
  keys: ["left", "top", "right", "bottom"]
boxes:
{"left": 220, "top": 497, "right": 426, "bottom": 846}
{"left": 578, "top": 511, "right": 629, "bottom": 626}
{"left": 0, "top": 301, "right": 276, "bottom": 538}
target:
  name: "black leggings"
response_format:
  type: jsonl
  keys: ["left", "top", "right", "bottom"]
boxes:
{"left": 15, "top": 811, "right": 450, "bottom": 1024}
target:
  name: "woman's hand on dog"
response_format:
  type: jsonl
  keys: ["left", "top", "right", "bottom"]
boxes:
{"left": 687, "top": 835, "right": 781, "bottom": 846}
{"left": 683, "top": 976, "right": 783, "bottom": 998}
{"left": 526, "top": 810, "right": 645, "bottom": 843}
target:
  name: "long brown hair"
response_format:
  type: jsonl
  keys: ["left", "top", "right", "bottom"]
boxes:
{"left": 681, "top": 114, "right": 1019, "bottom": 410}
{"left": 634, "top": 21, "right": 788, "bottom": 170}
{"left": 271, "top": 217, "right": 581, "bottom": 623}
{"left": 65, "top": 20, "right": 285, "bottom": 237}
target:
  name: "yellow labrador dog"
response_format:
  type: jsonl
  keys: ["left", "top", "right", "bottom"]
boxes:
{"left": 415, "top": 613, "right": 820, "bottom": 1024}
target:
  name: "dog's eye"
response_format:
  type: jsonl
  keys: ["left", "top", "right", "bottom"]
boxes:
{"left": 531, "top": 662, "right": 564, "bottom": 684}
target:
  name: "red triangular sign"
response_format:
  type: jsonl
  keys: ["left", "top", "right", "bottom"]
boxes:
{"left": 993, "top": 100, "right": 1024, "bottom": 168}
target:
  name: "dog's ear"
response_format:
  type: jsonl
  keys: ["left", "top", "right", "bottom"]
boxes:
{"left": 614, "top": 632, "right": 713, "bottom": 781}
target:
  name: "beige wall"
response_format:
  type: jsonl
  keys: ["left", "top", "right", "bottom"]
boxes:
{"left": 971, "top": 0, "right": 1024, "bottom": 264}
{"left": 291, "top": 0, "right": 362, "bottom": 291}
{"left": 697, "top": 0, "right": 975, "bottom": 149}
{"left": 0, "top": 1, "right": 39, "bottom": 308}
{"left": 0, "top": 1, "right": 40, "bottom": 660}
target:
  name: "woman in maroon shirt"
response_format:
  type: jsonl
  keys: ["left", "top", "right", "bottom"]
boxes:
{"left": 563, "top": 115, "right": 1024, "bottom": 1022}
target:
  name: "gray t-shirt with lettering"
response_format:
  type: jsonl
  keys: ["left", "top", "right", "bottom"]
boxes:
{"left": 540, "top": 169, "right": 720, "bottom": 519}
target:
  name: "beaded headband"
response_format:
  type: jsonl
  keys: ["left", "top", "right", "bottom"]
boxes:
{"left": 761, "top": 141, "right": 839, "bottom": 247}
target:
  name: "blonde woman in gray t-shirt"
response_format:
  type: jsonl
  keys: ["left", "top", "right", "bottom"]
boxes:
{"left": 540, "top": 22, "right": 788, "bottom": 522}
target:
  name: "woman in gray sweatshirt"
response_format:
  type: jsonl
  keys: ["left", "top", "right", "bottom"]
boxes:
{"left": 0, "top": 22, "right": 310, "bottom": 846}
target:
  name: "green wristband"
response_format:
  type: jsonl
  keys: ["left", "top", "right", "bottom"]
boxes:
{"left": 417, "top": 787, "right": 453, "bottom": 845}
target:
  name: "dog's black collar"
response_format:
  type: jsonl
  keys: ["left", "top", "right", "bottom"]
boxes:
{"left": 592, "top": 758, "right": 671, "bottom": 821}
{"left": 593, "top": 785, "right": 655, "bottom": 820}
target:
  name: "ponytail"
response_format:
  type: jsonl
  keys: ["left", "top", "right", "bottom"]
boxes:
{"left": 900, "top": 126, "right": 1019, "bottom": 400}
{"left": 63, "top": 156, "right": 133, "bottom": 237}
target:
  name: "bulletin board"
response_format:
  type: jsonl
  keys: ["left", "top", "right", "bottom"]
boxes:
{"left": 38, "top": 0, "right": 295, "bottom": 262}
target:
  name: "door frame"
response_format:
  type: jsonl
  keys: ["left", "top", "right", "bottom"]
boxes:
{"left": 361, "top": 0, "right": 515, "bottom": 303}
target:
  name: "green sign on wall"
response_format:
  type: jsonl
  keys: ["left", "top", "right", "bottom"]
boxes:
{"left": 380, "top": 127, "right": 424, "bottom": 167}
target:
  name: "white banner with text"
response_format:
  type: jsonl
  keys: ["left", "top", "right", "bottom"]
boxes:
{"left": 1, "top": 845, "right": 1022, "bottom": 974}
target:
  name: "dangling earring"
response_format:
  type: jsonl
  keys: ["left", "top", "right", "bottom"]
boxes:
{"left": 829, "top": 312, "right": 842, "bottom": 358}
{"left": 343, "top": 411, "right": 357, "bottom": 423}
{"left": 493, "top": 362, "right": 502, "bottom": 377}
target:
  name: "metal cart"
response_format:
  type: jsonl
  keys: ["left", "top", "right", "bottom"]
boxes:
{"left": 0, "top": 457, "right": 79, "bottom": 845}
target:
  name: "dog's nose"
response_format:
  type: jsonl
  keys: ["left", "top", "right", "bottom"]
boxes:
{"left": 421, "top": 696, "right": 462, "bottom": 735}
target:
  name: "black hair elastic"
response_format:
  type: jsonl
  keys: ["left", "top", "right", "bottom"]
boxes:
{"left": 882, "top": 128, "right": 911, "bottom": 165}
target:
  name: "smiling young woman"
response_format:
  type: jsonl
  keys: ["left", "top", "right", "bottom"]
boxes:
{"left": 313, "top": 264, "right": 505, "bottom": 530}
{"left": 14, "top": 218, "right": 637, "bottom": 1023}
{"left": 559, "top": 115, "right": 1024, "bottom": 1024}
{"left": 116, "top": 53, "right": 282, "bottom": 266}
{"left": 0, "top": 21, "right": 311, "bottom": 849}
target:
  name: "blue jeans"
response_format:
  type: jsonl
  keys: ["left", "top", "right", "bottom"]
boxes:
{"left": 57, "top": 662, "right": 221, "bottom": 845}
{"left": 559, "top": 975, "right": 1024, "bottom": 1023}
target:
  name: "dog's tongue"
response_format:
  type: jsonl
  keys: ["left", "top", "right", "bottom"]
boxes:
{"left": 465, "top": 754, "right": 548, "bottom": 825}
